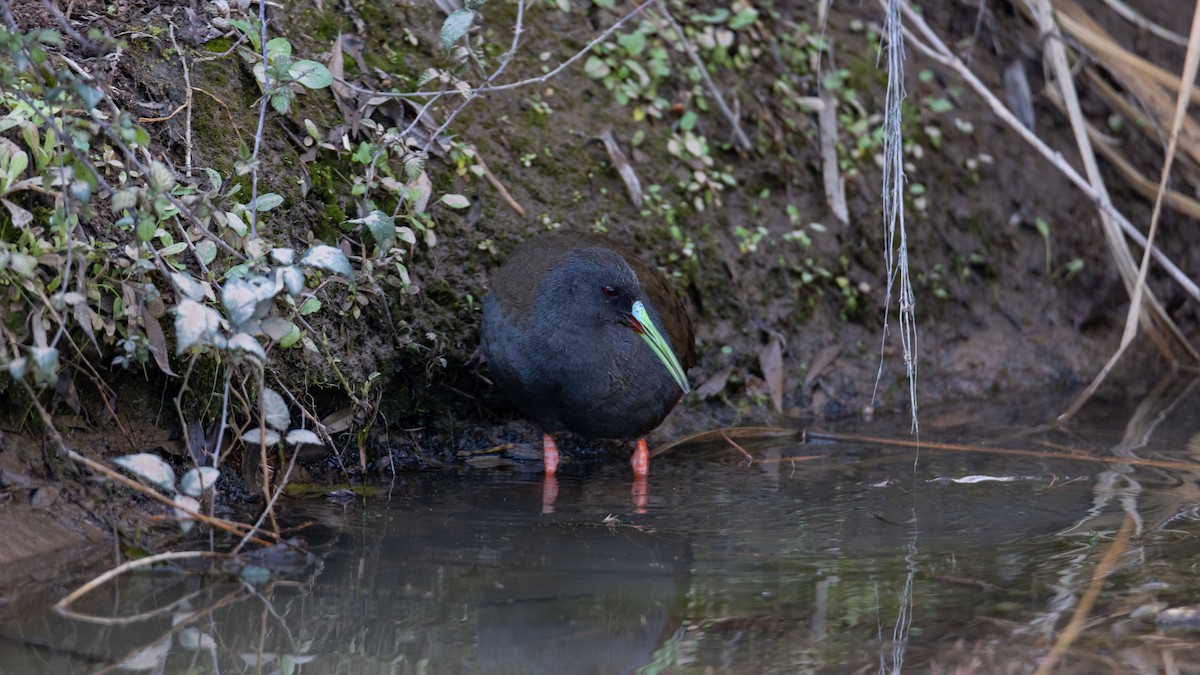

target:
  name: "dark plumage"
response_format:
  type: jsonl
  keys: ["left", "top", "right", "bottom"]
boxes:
{"left": 481, "top": 231, "right": 696, "bottom": 475}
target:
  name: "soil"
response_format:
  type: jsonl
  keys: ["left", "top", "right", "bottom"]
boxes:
{"left": 1, "top": 0, "right": 1197, "bottom": 586}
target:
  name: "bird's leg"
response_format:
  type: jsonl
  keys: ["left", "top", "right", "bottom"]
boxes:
{"left": 542, "top": 474, "right": 559, "bottom": 514}
{"left": 631, "top": 475, "right": 648, "bottom": 514}
{"left": 542, "top": 432, "right": 560, "bottom": 474}
{"left": 630, "top": 437, "right": 650, "bottom": 513}
{"left": 631, "top": 437, "right": 650, "bottom": 477}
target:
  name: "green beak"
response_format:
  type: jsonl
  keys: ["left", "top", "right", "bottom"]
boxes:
{"left": 631, "top": 300, "right": 691, "bottom": 394}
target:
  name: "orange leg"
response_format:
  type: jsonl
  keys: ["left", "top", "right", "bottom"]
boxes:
{"left": 630, "top": 437, "right": 650, "bottom": 477}
{"left": 631, "top": 475, "right": 648, "bottom": 514}
{"left": 542, "top": 474, "right": 559, "bottom": 514}
{"left": 543, "top": 432, "right": 560, "bottom": 475}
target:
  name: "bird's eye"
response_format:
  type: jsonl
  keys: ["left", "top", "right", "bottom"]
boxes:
{"left": 602, "top": 285, "right": 618, "bottom": 298}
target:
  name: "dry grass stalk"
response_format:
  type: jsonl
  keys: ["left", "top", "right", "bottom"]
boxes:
{"left": 1032, "top": 514, "right": 1135, "bottom": 675}
{"left": 1055, "top": 0, "right": 1200, "bottom": 418}
{"left": 1051, "top": 0, "right": 1200, "bottom": 170}
{"left": 890, "top": 1, "right": 1198, "bottom": 359}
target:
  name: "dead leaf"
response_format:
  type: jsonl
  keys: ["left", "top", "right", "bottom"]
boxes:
{"left": 695, "top": 364, "right": 734, "bottom": 399}
{"left": 73, "top": 297, "right": 100, "bottom": 353}
{"left": 758, "top": 334, "right": 784, "bottom": 413}
{"left": 1, "top": 198, "right": 32, "bottom": 228}
{"left": 321, "top": 406, "right": 355, "bottom": 434}
{"left": 803, "top": 343, "right": 842, "bottom": 393}
{"left": 329, "top": 33, "right": 348, "bottom": 102}
{"left": 143, "top": 311, "right": 177, "bottom": 376}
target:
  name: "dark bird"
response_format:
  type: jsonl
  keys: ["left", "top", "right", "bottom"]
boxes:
{"left": 481, "top": 231, "right": 696, "bottom": 480}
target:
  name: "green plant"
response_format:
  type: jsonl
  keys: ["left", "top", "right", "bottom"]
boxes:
{"left": 227, "top": 21, "right": 333, "bottom": 114}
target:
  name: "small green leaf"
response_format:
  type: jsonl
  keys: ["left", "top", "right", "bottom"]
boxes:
{"left": 349, "top": 210, "right": 395, "bottom": 253}
{"left": 203, "top": 167, "right": 222, "bottom": 192}
{"left": 616, "top": 32, "right": 645, "bottom": 56}
{"left": 289, "top": 60, "right": 332, "bottom": 89}
{"left": 285, "top": 429, "right": 321, "bottom": 447}
{"left": 300, "top": 244, "right": 353, "bottom": 278}
{"left": 270, "top": 91, "right": 291, "bottom": 115}
{"left": 249, "top": 193, "right": 283, "bottom": 212}
{"left": 584, "top": 56, "right": 610, "bottom": 79}
{"left": 196, "top": 240, "right": 217, "bottom": 266}
{"left": 159, "top": 242, "right": 188, "bottom": 256}
{"left": 148, "top": 160, "right": 176, "bottom": 192}
{"left": 298, "top": 297, "right": 321, "bottom": 316}
{"left": 111, "top": 187, "right": 139, "bottom": 213}
{"left": 728, "top": 8, "right": 759, "bottom": 29}
{"left": 228, "top": 333, "right": 267, "bottom": 362}
{"left": 439, "top": 194, "right": 470, "bottom": 209}
{"left": 440, "top": 9, "right": 476, "bottom": 51}
{"left": 279, "top": 323, "right": 302, "bottom": 348}
{"left": 114, "top": 453, "right": 176, "bottom": 492}
{"left": 180, "top": 467, "right": 220, "bottom": 498}
{"left": 261, "top": 387, "right": 290, "bottom": 432}
{"left": 173, "top": 494, "right": 199, "bottom": 533}
{"left": 265, "top": 37, "right": 292, "bottom": 58}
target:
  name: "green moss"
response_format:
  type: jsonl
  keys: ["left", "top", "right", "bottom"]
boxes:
{"left": 204, "top": 37, "right": 232, "bottom": 53}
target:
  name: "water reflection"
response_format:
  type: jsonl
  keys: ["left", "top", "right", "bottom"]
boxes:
{"left": 3, "top": 379, "right": 1200, "bottom": 672}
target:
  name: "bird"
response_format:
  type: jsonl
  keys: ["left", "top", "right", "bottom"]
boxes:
{"left": 481, "top": 230, "right": 696, "bottom": 485}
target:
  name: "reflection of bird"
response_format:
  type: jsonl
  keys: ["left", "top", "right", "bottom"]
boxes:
{"left": 481, "top": 231, "right": 696, "bottom": 477}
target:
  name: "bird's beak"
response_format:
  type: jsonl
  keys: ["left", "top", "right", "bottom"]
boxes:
{"left": 629, "top": 300, "right": 691, "bottom": 394}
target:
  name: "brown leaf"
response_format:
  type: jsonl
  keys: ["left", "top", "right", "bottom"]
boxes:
{"left": 803, "top": 343, "right": 842, "bottom": 393}
{"left": 321, "top": 406, "right": 355, "bottom": 434}
{"left": 328, "top": 33, "right": 348, "bottom": 102}
{"left": 1, "top": 198, "right": 32, "bottom": 228}
{"left": 758, "top": 334, "right": 785, "bottom": 413}
{"left": 73, "top": 297, "right": 100, "bottom": 353}
{"left": 143, "top": 311, "right": 177, "bottom": 376}
{"left": 695, "top": 364, "right": 734, "bottom": 399}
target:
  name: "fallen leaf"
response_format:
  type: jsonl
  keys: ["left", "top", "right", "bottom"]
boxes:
{"left": 803, "top": 343, "right": 842, "bottom": 393}
{"left": 695, "top": 364, "right": 734, "bottom": 399}
{"left": 758, "top": 334, "right": 785, "bottom": 413}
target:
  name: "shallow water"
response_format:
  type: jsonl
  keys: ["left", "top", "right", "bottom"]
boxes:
{"left": 4, "top": 379, "right": 1200, "bottom": 673}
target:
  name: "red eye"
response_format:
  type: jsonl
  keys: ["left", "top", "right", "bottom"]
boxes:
{"left": 602, "top": 285, "right": 618, "bottom": 298}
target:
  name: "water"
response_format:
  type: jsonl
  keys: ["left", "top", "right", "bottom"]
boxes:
{"left": 4, "top": 380, "right": 1200, "bottom": 673}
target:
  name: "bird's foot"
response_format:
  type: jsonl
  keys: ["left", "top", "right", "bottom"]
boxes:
{"left": 541, "top": 474, "right": 559, "bottom": 514}
{"left": 542, "top": 432, "right": 560, "bottom": 474}
{"left": 631, "top": 475, "right": 648, "bottom": 514}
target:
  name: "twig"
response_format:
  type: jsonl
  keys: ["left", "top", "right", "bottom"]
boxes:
{"left": 248, "top": 5, "right": 270, "bottom": 238}
{"left": 1100, "top": 0, "right": 1189, "bottom": 46}
{"left": 655, "top": 1, "right": 752, "bottom": 152}
{"left": 167, "top": 23, "right": 194, "bottom": 176}
{"left": 136, "top": 101, "right": 188, "bottom": 123}
{"left": 806, "top": 429, "right": 1200, "bottom": 472}
{"left": 471, "top": 146, "right": 525, "bottom": 215}
{"left": 1033, "top": 514, "right": 1135, "bottom": 675}
{"left": 719, "top": 429, "right": 755, "bottom": 465}
{"left": 817, "top": 93, "right": 848, "bottom": 223}
{"left": 650, "top": 426, "right": 797, "bottom": 457}
{"left": 53, "top": 550, "right": 229, "bottom": 618}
